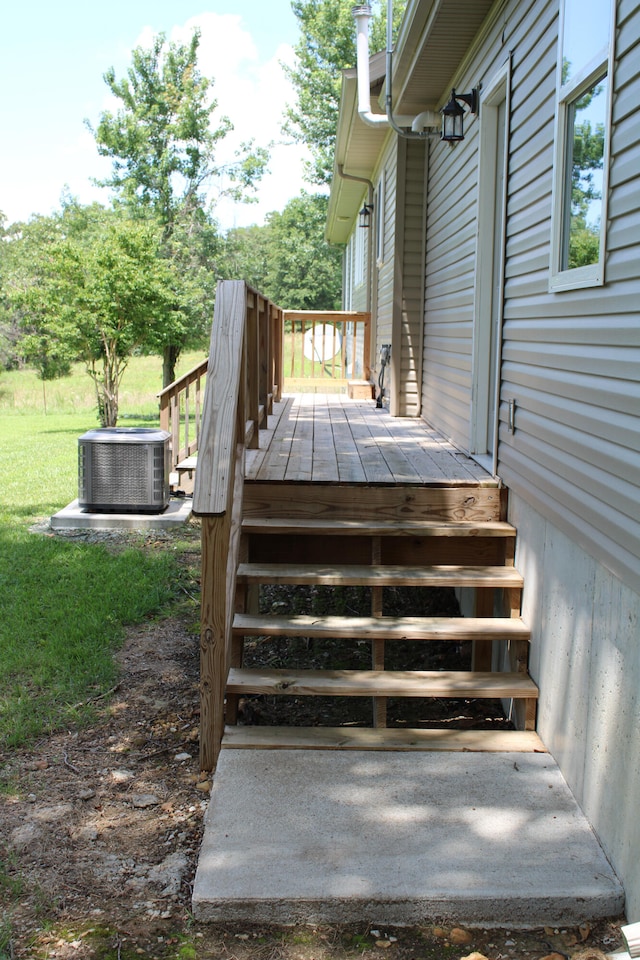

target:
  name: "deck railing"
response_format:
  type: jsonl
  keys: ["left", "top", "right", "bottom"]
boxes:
{"left": 192, "top": 281, "right": 283, "bottom": 770}
{"left": 166, "top": 287, "right": 371, "bottom": 768}
{"left": 282, "top": 310, "right": 371, "bottom": 391}
{"left": 158, "top": 358, "right": 209, "bottom": 471}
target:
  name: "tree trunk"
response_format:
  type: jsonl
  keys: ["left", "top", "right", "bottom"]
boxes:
{"left": 163, "top": 343, "right": 181, "bottom": 388}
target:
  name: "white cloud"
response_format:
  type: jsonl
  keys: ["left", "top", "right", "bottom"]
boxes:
{"left": 161, "top": 13, "right": 310, "bottom": 229}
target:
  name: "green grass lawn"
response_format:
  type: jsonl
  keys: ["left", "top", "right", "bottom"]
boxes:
{"left": 0, "top": 352, "right": 204, "bottom": 752}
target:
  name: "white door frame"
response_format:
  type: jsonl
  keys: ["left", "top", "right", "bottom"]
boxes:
{"left": 470, "top": 59, "right": 511, "bottom": 476}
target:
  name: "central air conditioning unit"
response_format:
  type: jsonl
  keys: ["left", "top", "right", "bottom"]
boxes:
{"left": 78, "top": 427, "right": 171, "bottom": 513}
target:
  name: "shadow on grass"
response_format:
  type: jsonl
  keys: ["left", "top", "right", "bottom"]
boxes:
{"left": 0, "top": 525, "right": 179, "bottom": 752}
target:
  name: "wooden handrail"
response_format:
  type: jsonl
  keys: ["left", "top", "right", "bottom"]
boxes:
{"left": 158, "top": 358, "right": 209, "bottom": 470}
{"left": 193, "top": 281, "right": 283, "bottom": 770}
{"left": 282, "top": 310, "right": 371, "bottom": 386}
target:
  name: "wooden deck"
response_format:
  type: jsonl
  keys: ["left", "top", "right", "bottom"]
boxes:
{"left": 246, "top": 393, "right": 494, "bottom": 485}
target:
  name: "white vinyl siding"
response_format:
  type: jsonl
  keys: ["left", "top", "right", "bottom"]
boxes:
{"left": 422, "top": 114, "right": 479, "bottom": 449}
{"left": 497, "top": 0, "right": 640, "bottom": 592}
{"left": 397, "top": 139, "right": 426, "bottom": 416}
{"left": 343, "top": 215, "right": 370, "bottom": 313}
{"left": 374, "top": 144, "right": 398, "bottom": 405}
{"left": 418, "top": 0, "right": 640, "bottom": 590}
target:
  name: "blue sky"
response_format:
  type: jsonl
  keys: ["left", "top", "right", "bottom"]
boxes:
{"left": 0, "top": 0, "right": 309, "bottom": 230}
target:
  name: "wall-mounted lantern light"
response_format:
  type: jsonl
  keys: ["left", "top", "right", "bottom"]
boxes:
{"left": 359, "top": 203, "right": 374, "bottom": 228}
{"left": 441, "top": 88, "right": 479, "bottom": 142}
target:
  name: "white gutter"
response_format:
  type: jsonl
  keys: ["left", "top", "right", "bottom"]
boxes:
{"left": 352, "top": 2, "right": 439, "bottom": 135}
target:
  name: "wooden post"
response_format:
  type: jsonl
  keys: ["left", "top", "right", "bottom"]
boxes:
{"left": 363, "top": 312, "right": 372, "bottom": 381}
{"left": 199, "top": 513, "right": 232, "bottom": 772}
{"left": 258, "top": 297, "right": 269, "bottom": 425}
{"left": 246, "top": 295, "right": 259, "bottom": 449}
{"left": 472, "top": 588, "right": 494, "bottom": 671}
{"left": 371, "top": 535, "right": 387, "bottom": 727}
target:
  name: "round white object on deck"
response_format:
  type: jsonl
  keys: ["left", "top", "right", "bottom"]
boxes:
{"left": 303, "top": 325, "right": 342, "bottom": 363}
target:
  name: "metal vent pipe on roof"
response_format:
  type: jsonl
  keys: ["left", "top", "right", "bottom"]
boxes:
{"left": 352, "top": 2, "right": 439, "bottom": 135}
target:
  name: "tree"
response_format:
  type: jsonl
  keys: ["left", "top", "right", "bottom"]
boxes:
{"left": 284, "top": 0, "right": 406, "bottom": 186}
{"left": 1, "top": 212, "right": 79, "bottom": 382}
{"left": 223, "top": 192, "right": 342, "bottom": 309}
{"left": 8, "top": 206, "right": 185, "bottom": 426}
{"left": 72, "top": 217, "right": 183, "bottom": 426}
{"left": 89, "top": 30, "right": 268, "bottom": 383}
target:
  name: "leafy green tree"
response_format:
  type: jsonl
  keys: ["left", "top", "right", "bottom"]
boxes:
{"left": 1, "top": 213, "right": 79, "bottom": 381}
{"left": 89, "top": 30, "right": 268, "bottom": 383}
{"left": 284, "top": 0, "right": 406, "bottom": 185}
{"left": 8, "top": 206, "right": 186, "bottom": 426}
{"left": 72, "top": 216, "right": 183, "bottom": 426}
{"left": 224, "top": 192, "right": 342, "bottom": 309}
{"left": 0, "top": 211, "right": 22, "bottom": 370}
{"left": 222, "top": 224, "right": 271, "bottom": 293}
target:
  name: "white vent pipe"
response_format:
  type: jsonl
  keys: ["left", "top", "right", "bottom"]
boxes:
{"left": 352, "top": 2, "right": 439, "bottom": 134}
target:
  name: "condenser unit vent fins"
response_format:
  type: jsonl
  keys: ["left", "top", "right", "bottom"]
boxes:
{"left": 78, "top": 427, "right": 171, "bottom": 513}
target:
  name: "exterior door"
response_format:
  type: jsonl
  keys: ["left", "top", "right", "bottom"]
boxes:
{"left": 471, "top": 65, "right": 510, "bottom": 473}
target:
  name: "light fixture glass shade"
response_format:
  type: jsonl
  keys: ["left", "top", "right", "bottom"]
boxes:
{"left": 359, "top": 203, "right": 372, "bottom": 228}
{"left": 441, "top": 92, "right": 465, "bottom": 141}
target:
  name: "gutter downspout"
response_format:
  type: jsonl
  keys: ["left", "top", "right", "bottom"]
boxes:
{"left": 336, "top": 164, "right": 375, "bottom": 366}
{"left": 337, "top": 164, "right": 374, "bottom": 315}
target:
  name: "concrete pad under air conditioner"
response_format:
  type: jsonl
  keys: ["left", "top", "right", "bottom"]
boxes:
{"left": 50, "top": 497, "right": 192, "bottom": 531}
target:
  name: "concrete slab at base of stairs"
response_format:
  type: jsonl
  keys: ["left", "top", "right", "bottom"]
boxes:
{"left": 50, "top": 497, "right": 192, "bottom": 531}
{"left": 192, "top": 749, "right": 624, "bottom": 926}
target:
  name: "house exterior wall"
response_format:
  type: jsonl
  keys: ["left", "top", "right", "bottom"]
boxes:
{"left": 373, "top": 141, "right": 398, "bottom": 407}
{"left": 417, "top": 0, "right": 640, "bottom": 915}
{"left": 512, "top": 491, "right": 640, "bottom": 920}
{"left": 343, "top": 221, "right": 370, "bottom": 313}
{"left": 498, "top": 0, "right": 640, "bottom": 594}
{"left": 419, "top": 0, "right": 639, "bottom": 594}
{"left": 421, "top": 100, "right": 480, "bottom": 447}
{"left": 499, "top": 0, "right": 640, "bottom": 916}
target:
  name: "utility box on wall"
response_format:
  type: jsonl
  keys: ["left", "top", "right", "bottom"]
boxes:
{"left": 78, "top": 427, "right": 171, "bottom": 513}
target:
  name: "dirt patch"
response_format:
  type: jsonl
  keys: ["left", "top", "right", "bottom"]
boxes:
{"left": 0, "top": 526, "right": 626, "bottom": 959}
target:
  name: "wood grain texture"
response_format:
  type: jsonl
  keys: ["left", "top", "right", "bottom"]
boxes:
{"left": 227, "top": 667, "right": 539, "bottom": 698}
{"left": 241, "top": 518, "right": 516, "bottom": 537}
{"left": 193, "top": 281, "right": 247, "bottom": 516}
{"left": 236, "top": 562, "right": 525, "bottom": 588}
{"left": 222, "top": 725, "right": 547, "bottom": 752}
{"left": 232, "top": 613, "right": 531, "bottom": 642}
{"left": 245, "top": 394, "right": 496, "bottom": 487}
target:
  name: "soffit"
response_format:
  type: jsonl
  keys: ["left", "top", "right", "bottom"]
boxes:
{"left": 394, "top": 0, "right": 496, "bottom": 115}
{"left": 325, "top": 0, "right": 497, "bottom": 243}
{"left": 326, "top": 53, "right": 391, "bottom": 245}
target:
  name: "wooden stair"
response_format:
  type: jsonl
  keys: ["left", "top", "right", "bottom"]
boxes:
{"left": 223, "top": 482, "right": 543, "bottom": 753}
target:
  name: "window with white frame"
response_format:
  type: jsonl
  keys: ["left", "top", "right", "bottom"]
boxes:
{"left": 550, "top": 0, "right": 615, "bottom": 291}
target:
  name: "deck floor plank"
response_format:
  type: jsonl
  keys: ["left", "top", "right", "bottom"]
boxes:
{"left": 245, "top": 393, "right": 493, "bottom": 486}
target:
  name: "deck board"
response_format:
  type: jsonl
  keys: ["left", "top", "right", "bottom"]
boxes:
{"left": 246, "top": 393, "right": 493, "bottom": 485}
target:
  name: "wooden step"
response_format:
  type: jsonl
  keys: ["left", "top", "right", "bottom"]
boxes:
{"left": 242, "top": 518, "right": 516, "bottom": 538}
{"left": 222, "top": 725, "right": 546, "bottom": 753}
{"left": 233, "top": 613, "right": 530, "bottom": 642}
{"left": 227, "top": 668, "right": 538, "bottom": 699}
{"left": 236, "top": 562, "right": 524, "bottom": 589}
